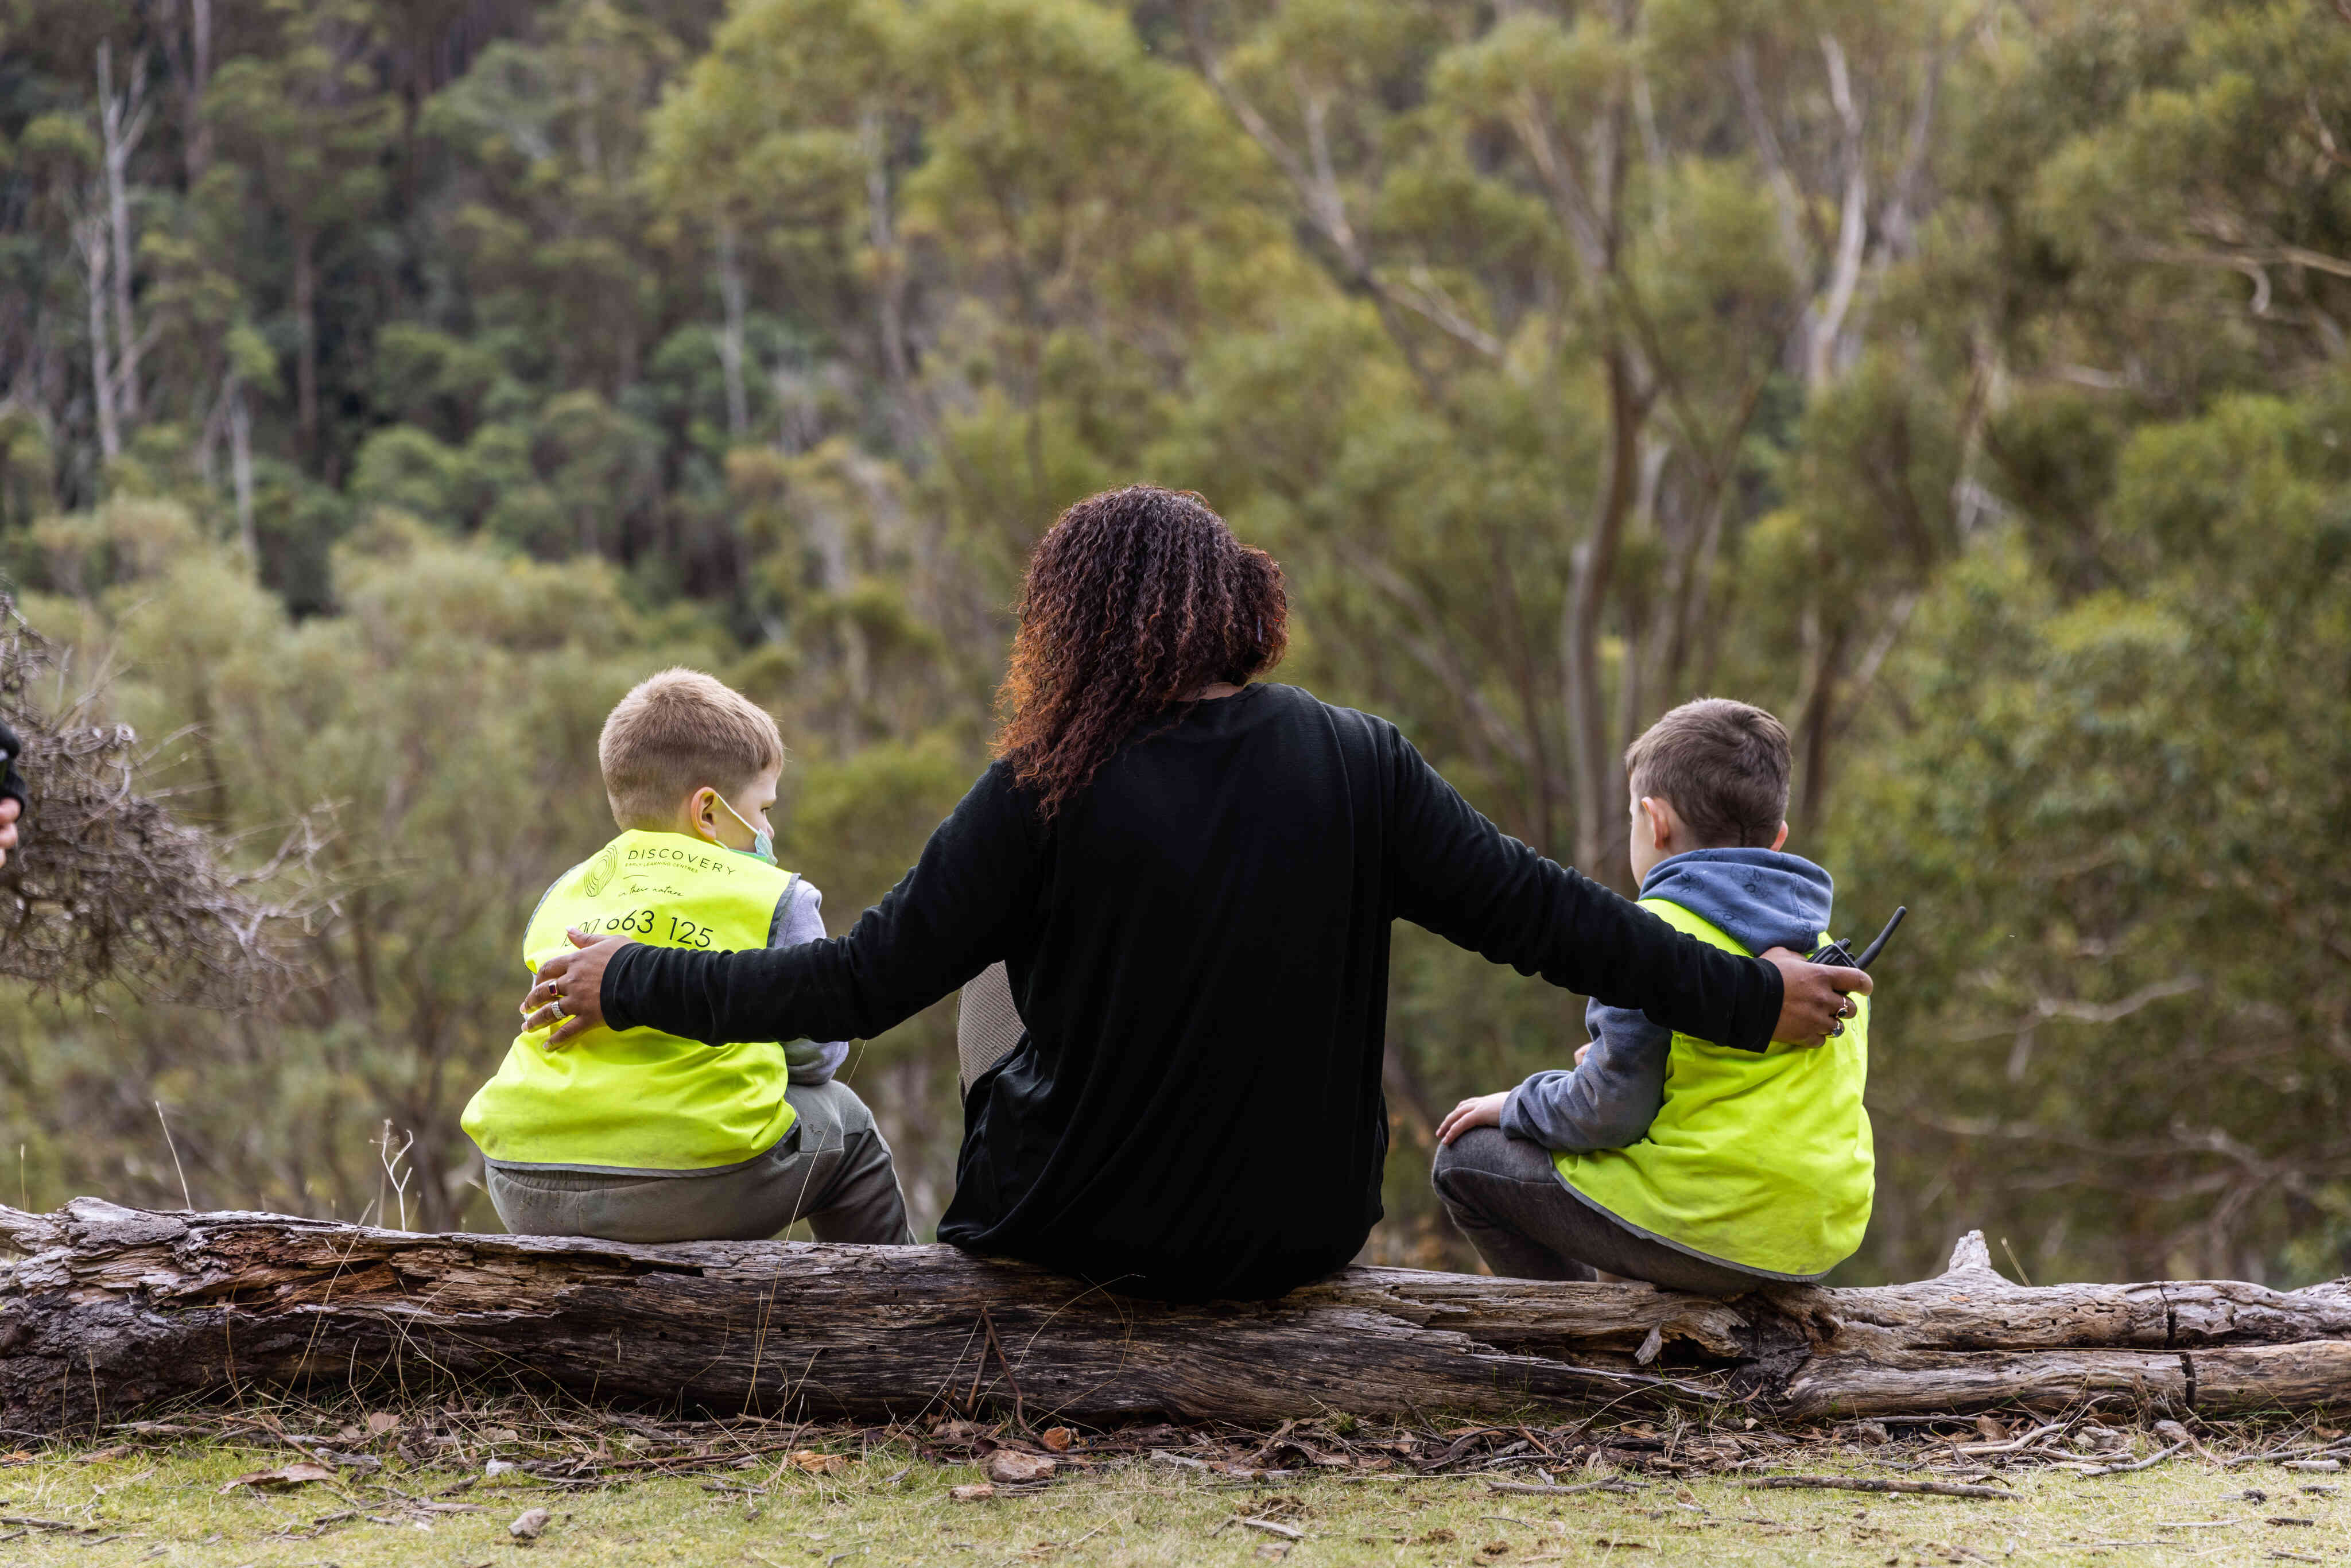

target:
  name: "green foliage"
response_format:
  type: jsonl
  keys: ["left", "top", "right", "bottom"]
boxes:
{"left": 1, "top": 507, "right": 701, "bottom": 1228}
{"left": 1834, "top": 384, "right": 2351, "bottom": 1283}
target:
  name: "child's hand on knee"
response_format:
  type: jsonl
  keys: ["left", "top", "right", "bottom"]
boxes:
{"left": 1436, "top": 1091, "right": 1508, "bottom": 1146}
{"left": 1573, "top": 1041, "right": 1592, "bottom": 1069}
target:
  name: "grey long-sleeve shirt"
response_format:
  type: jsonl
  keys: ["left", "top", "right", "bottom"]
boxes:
{"left": 1500, "top": 848, "right": 1837, "bottom": 1151}
{"left": 773, "top": 877, "right": 854, "bottom": 1085}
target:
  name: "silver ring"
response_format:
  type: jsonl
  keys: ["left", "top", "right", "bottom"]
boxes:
{"left": 548, "top": 994, "right": 568, "bottom": 1021}
{"left": 1829, "top": 1019, "right": 1845, "bottom": 1037}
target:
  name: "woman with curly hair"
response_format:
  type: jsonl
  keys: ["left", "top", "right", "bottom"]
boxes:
{"left": 523, "top": 486, "right": 1867, "bottom": 1300}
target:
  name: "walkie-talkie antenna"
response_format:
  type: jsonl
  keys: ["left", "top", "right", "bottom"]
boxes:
{"left": 1853, "top": 906, "right": 1907, "bottom": 970}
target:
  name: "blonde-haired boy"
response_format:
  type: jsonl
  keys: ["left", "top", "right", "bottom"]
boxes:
{"left": 461, "top": 669, "right": 913, "bottom": 1244}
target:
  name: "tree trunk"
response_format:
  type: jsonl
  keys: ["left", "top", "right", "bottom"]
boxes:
{"left": 715, "top": 218, "right": 749, "bottom": 443}
{"left": 1562, "top": 345, "right": 1644, "bottom": 887}
{"left": 77, "top": 213, "right": 120, "bottom": 464}
{"left": 228, "top": 383, "right": 257, "bottom": 561}
{"left": 185, "top": 0, "right": 215, "bottom": 183}
{"left": 4, "top": 1204, "right": 2346, "bottom": 1438}
{"left": 862, "top": 107, "right": 926, "bottom": 458}
{"left": 291, "top": 228, "right": 318, "bottom": 463}
{"left": 862, "top": 109, "right": 911, "bottom": 399}
{"left": 1791, "top": 612, "right": 1850, "bottom": 840}
{"left": 98, "top": 41, "right": 150, "bottom": 426}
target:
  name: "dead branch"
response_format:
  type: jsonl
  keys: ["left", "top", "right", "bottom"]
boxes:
{"left": 0, "top": 597, "right": 300, "bottom": 1006}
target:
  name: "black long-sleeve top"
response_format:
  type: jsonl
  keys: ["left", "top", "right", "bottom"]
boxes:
{"left": 602, "top": 683, "right": 1783, "bottom": 1300}
{"left": 0, "top": 719, "right": 25, "bottom": 814}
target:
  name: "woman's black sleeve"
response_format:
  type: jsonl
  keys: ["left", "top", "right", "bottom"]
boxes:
{"left": 600, "top": 764, "right": 1040, "bottom": 1046}
{"left": 0, "top": 720, "right": 25, "bottom": 814}
{"left": 1381, "top": 728, "right": 1783, "bottom": 1053}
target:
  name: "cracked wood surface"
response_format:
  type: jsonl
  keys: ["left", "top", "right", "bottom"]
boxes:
{"left": 0, "top": 1202, "right": 2344, "bottom": 1434}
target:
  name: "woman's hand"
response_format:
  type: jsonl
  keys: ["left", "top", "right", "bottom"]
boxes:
{"left": 1760, "top": 948, "right": 1872, "bottom": 1046}
{"left": 0, "top": 797, "right": 18, "bottom": 872}
{"left": 520, "top": 927, "right": 635, "bottom": 1047}
{"left": 1436, "top": 1091, "right": 1510, "bottom": 1146}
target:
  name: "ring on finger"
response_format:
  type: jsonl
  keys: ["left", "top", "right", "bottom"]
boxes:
{"left": 549, "top": 995, "right": 568, "bottom": 1020}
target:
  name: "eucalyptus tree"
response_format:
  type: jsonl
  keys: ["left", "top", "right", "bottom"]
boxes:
{"left": 1829, "top": 0, "right": 2351, "bottom": 1284}
{"left": 646, "top": 0, "right": 1317, "bottom": 745}
{"left": 1177, "top": 0, "right": 1968, "bottom": 870}
{"left": 199, "top": 5, "right": 398, "bottom": 469}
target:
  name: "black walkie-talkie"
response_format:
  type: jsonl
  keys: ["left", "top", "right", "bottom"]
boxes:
{"left": 1808, "top": 906, "right": 1906, "bottom": 970}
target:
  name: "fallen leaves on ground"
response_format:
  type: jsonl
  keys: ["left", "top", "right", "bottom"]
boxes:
{"left": 984, "top": 1450, "right": 1058, "bottom": 1485}
{"left": 220, "top": 1460, "right": 337, "bottom": 1492}
{"left": 8, "top": 1395, "right": 2349, "bottom": 1568}
{"left": 25, "top": 1392, "right": 2351, "bottom": 1538}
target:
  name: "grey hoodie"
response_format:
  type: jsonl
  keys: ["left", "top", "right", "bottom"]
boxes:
{"left": 1499, "top": 848, "right": 1836, "bottom": 1152}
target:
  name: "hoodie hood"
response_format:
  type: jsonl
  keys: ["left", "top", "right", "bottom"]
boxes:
{"left": 1638, "top": 847, "right": 1834, "bottom": 957}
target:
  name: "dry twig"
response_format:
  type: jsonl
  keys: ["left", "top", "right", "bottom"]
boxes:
{"left": 1740, "top": 1474, "right": 2019, "bottom": 1500}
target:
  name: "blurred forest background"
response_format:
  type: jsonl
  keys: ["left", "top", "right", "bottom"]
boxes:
{"left": 1, "top": 0, "right": 2346, "bottom": 1287}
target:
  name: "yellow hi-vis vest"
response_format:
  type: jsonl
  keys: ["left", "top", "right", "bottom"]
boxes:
{"left": 461, "top": 830, "right": 802, "bottom": 1173}
{"left": 1551, "top": 898, "right": 1874, "bottom": 1279}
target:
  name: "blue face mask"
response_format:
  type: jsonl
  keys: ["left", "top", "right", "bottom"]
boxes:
{"left": 715, "top": 794, "right": 777, "bottom": 866}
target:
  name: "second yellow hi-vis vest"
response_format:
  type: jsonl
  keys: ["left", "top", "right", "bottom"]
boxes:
{"left": 461, "top": 830, "right": 803, "bottom": 1173}
{"left": 1551, "top": 898, "right": 1875, "bottom": 1279}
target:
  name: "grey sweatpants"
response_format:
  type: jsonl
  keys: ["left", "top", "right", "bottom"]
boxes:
{"left": 1431, "top": 1126, "right": 1786, "bottom": 1295}
{"left": 485, "top": 1079, "right": 914, "bottom": 1245}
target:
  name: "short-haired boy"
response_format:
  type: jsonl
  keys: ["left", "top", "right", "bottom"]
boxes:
{"left": 461, "top": 669, "right": 914, "bottom": 1245}
{"left": 1430, "top": 698, "right": 1871, "bottom": 1293}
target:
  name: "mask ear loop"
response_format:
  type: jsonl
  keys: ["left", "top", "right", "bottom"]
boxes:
{"left": 714, "top": 793, "right": 777, "bottom": 863}
{"left": 713, "top": 792, "right": 759, "bottom": 841}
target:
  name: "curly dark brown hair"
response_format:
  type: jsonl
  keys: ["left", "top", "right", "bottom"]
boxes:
{"left": 995, "top": 486, "right": 1288, "bottom": 816}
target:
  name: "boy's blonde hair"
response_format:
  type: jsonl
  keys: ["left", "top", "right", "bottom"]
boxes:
{"left": 1624, "top": 698, "right": 1791, "bottom": 849}
{"left": 600, "top": 669, "right": 784, "bottom": 827}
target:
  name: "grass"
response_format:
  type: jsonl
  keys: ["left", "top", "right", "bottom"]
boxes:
{"left": 2, "top": 1416, "right": 2345, "bottom": 1567}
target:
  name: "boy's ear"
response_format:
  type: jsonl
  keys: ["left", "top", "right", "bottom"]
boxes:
{"left": 685, "top": 786, "right": 723, "bottom": 841}
{"left": 1771, "top": 820, "right": 1789, "bottom": 852}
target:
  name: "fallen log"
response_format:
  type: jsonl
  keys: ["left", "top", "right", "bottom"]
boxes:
{"left": 1, "top": 1201, "right": 2345, "bottom": 1436}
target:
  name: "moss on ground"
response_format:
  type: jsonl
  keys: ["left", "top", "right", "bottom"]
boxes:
{"left": 0, "top": 1430, "right": 2344, "bottom": 1566}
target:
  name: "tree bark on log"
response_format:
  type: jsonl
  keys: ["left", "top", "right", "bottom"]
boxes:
{"left": 2, "top": 1202, "right": 2345, "bottom": 1438}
